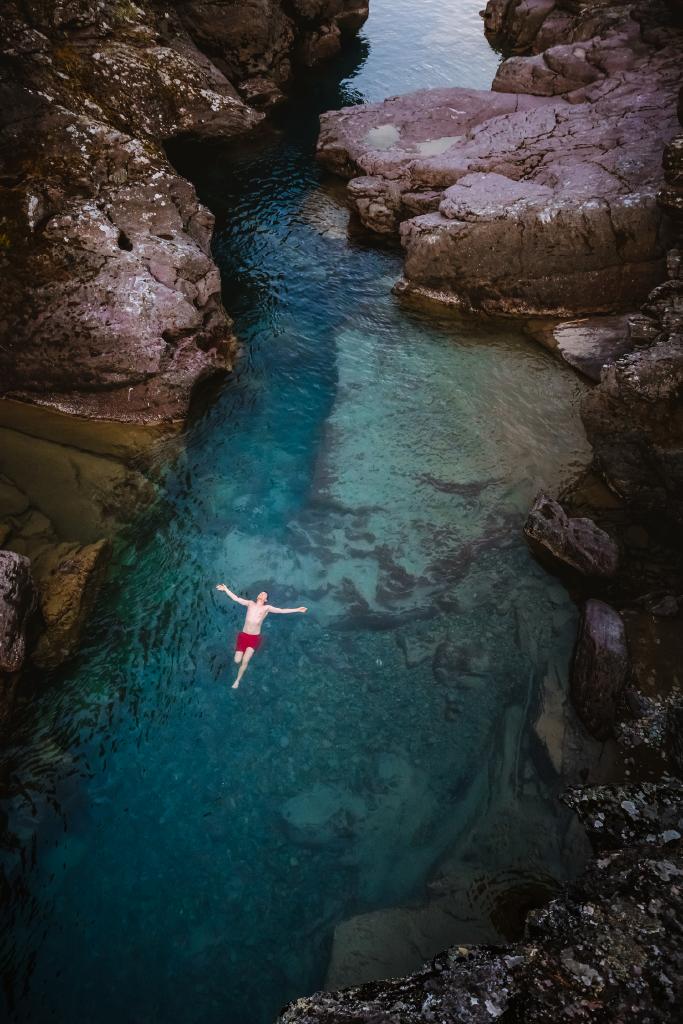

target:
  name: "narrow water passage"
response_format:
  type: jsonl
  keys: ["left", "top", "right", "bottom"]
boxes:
{"left": 2, "top": 4, "right": 592, "bottom": 1023}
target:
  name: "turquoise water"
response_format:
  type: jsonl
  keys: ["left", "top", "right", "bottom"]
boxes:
{"left": 1, "top": 4, "right": 592, "bottom": 1023}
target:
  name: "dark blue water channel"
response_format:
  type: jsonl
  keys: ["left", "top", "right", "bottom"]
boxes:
{"left": 1, "top": 4, "right": 594, "bottom": 1022}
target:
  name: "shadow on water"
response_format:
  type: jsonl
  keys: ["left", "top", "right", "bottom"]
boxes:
{"left": 2, "top": 4, "right": 596, "bottom": 1024}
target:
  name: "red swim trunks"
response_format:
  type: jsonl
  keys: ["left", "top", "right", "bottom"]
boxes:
{"left": 235, "top": 631, "right": 262, "bottom": 653}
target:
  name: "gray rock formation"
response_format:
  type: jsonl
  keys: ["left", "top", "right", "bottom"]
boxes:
{"left": 0, "top": 549, "right": 36, "bottom": 676}
{"left": 524, "top": 491, "right": 619, "bottom": 577}
{"left": 0, "top": 0, "right": 368, "bottom": 429}
{"left": 580, "top": 222, "right": 683, "bottom": 524}
{"left": 571, "top": 599, "right": 628, "bottom": 740}
{"left": 317, "top": 0, "right": 681, "bottom": 316}
{"left": 280, "top": 831, "right": 683, "bottom": 1023}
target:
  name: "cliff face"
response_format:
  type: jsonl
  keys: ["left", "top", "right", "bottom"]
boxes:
{"left": 0, "top": 0, "right": 368, "bottom": 428}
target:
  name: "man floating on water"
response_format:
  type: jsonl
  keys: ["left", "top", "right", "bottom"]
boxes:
{"left": 215, "top": 584, "right": 308, "bottom": 689}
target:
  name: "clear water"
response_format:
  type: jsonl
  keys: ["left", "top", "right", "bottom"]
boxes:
{"left": 1, "top": 4, "right": 592, "bottom": 1023}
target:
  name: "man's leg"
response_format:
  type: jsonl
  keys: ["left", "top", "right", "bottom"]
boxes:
{"left": 232, "top": 646, "right": 254, "bottom": 689}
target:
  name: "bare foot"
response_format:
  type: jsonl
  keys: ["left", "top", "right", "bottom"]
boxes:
{"left": 232, "top": 680, "right": 240, "bottom": 689}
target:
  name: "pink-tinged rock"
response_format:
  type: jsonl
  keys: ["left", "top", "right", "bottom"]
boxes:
{"left": 527, "top": 314, "right": 637, "bottom": 380}
{"left": 524, "top": 491, "right": 619, "bottom": 577}
{"left": 571, "top": 599, "right": 628, "bottom": 740}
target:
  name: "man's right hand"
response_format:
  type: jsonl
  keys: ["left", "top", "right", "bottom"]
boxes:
{"left": 216, "top": 584, "right": 228, "bottom": 593}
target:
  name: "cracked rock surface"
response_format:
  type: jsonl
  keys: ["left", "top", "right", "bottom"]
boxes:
{"left": 316, "top": 0, "right": 682, "bottom": 316}
{"left": 0, "top": 0, "right": 368, "bottom": 426}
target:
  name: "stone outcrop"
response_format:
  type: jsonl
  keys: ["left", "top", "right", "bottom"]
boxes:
{"left": 524, "top": 491, "right": 619, "bottom": 577}
{"left": 280, "top": 826, "right": 682, "bottom": 1023}
{"left": 0, "top": 0, "right": 368, "bottom": 428}
{"left": 0, "top": 550, "right": 36, "bottom": 676}
{"left": 571, "top": 599, "right": 629, "bottom": 740}
{"left": 316, "top": 0, "right": 682, "bottom": 316}
{"left": 525, "top": 315, "right": 637, "bottom": 382}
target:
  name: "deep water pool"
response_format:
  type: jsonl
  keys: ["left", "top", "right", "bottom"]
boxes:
{"left": 1, "top": 3, "right": 593, "bottom": 1022}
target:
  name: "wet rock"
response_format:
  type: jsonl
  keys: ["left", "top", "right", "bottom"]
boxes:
{"left": 325, "top": 885, "right": 509, "bottom": 990}
{"left": 581, "top": 329, "right": 683, "bottom": 526}
{"left": 532, "top": 666, "right": 622, "bottom": 784}
{"left": 0, "top": 1, "right": 368, "bottom": 428}
{"left": 432, "top": 641, "right": 465, "bottom": 686}
{"left": 666, "top": 700, "right": 683, "bottom": 776}
{"left": 651, "top": 594, "right": 679, "bottom": 617}
{"left": 279, "top": 784, "right": 367, "bottom": 847}
{"left": 563, "top": 779, "right": 683, "bottom": 853}
{"left": 317, "top": 2, "right": 681, "bottom": 315}
{"left": 524, "top": 491, "right": 619, "bottom": 577}
{"left": 32, "top": 539, "right": 111, "bottom": 670}
{"left": 527, "top": 315, "right": 637, "bottom": 381}
{"left": 0, "top": 550, "right": 36, "bottom": 676}
{"left": 571, "top": 600, "right": 628, "bottom": 740}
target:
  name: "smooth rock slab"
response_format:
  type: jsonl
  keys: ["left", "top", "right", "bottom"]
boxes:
{"left": 571, "top": 599, "right": 628, "bottom": 740}
{"left": 524, "top": 491, "right": 619, "bottom": 577}
{"left": 317, "top": 4, "right": 682, "bottom": 315}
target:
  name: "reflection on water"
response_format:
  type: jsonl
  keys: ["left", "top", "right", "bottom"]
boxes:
{"left": 1, "top": 4, "right": 591, "bottom": 1024}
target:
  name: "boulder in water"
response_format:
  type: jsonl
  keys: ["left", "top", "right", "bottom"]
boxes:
{"left": 524, "top": 491, "right": 619, "bottom": 578}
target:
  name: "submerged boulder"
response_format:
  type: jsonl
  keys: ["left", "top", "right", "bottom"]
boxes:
{"left": 571, "top": 599, "right": 628, "bottom": 740}
{"left": 524, "top": 491, "right": 619, "bottom": 577}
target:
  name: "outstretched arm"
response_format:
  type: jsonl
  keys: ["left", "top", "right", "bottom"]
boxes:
{"left": 266, "top": 605, "right": 308, "bottom": 614}
{"left": 215, "top": 584, "right": 250, "bottom": 606}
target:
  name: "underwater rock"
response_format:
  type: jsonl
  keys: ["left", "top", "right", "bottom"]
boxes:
{"left": 524, "top": 491, "right": 619, "bottom": 578}
{"left": 571, "top": 599, "right": 628, "bottom": 741}
{"left": 325, "top": 887, "right": 508, "bottom": 991}
{"left": 32, "top": 539, "right": 111, "bottom": 670}
{"left": 531, "top": 666, "right": 622, "bottom": 785}
{"left": 525, "top": 315, "right": 637, "bottom": 382}
{"left": 563, "top": 779, "right": 683, "bottom": 853}
{"left": 0, "top": 549, "right": 36, "bottom": 676}
{"left": 317, "top": 1, "right": 681, "bottom": 315}
{"left": 279, "top": 835, "right": 683, "bottom": 1023}
{"left": 279, "top": 784, "right": 367, "bottom": 847}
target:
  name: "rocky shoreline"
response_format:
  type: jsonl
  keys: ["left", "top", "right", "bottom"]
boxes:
{"left": 280, "top": 2, "right": 683, "bottom": 1019}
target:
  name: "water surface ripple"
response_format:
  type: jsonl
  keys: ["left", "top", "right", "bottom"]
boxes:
{"left": 1, "top": 4, "right": 591, "bottom": 1022}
